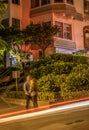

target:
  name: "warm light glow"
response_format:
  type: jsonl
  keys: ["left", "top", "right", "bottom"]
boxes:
{"left": 0, "top": 100, "right": 89, "bottom": 124}
{"left": 0, "top": 96, "right": 89, "bottom": 123}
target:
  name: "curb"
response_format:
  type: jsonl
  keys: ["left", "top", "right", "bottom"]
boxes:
{"left": 0, "top": 96, "right": 89, "bottom": 119}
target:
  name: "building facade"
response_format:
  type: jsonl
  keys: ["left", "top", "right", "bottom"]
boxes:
{"left": 2, "top": 0, "right": 30, "bottom": 29}
{"left": 2, "top": 0, "right": 89, "bottom": 59}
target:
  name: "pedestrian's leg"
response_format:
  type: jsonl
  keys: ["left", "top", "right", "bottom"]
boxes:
{"left": 34, "top": 95, "right": 38, "bottom": 108}
{"left": 26, "top": 95, "right": 30, "bottom": 109}
{"left": 32, "top": 96, "right": 38, "bottom": 108}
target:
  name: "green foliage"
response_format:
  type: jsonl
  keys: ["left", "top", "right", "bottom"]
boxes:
{"left": 0, "top": 26, "right": 22, "bottom": 50}
{"left": 29, "top": 61, "right": 75, "bottom": 79}
{"left": 49, "top": 53, "right": 89, "bottom": 64}
{"left": 52, "top": 62, "right": 75, "bottom": 75}
{"left": 5, "top": 53, "right": 89, "bottom": 101}
{"left": 6, "top": 91, "right": 25, "bottom": 99}
{"left": 30, "top": 68, "right": 40, "bottom": 79}
{"left": 61, "top": 90, "right": 89, "bottom": 100}
{"left": 71, "top": 64, "right": 88, "bottom": 73}
{"left": 24, "top": 22, "right": 58, "bottom": 58}
{"left": 61, "top": 64, "right": 89, "bottom": 92}
{"left": 13, "top": 62, "right": 22, "bottom": 70}
{"left": 37, "top": 74, "right": 66, "bottom": 92}
{"left": 0, "top": 0, "right": 7, "bottom": 29}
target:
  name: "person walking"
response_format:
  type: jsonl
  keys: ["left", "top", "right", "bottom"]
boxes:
{"left": 30, "top": 78, "right": 38, "bottom": 108}
{"left": 23, "top": 75, "right": 31, "bottom": 109}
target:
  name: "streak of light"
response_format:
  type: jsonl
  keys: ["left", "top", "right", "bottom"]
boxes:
{"left": 0, "top": 96, "right": 89, "bottom": 119}
{"left": 0, "top": 100, "right": 89, "bottom": 124}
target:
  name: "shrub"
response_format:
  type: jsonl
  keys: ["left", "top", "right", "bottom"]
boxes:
{"left": 52, "top": 62, "right": 75, "bottom": 75}
{"left": 29, "top": 61, "right": 75, "bottom": 79}
{"left": 37, "top": 73, "right": 67, "bottom": 92}
{"left": 61, "top": 90, "right": 89, "bottom": 100}
{"left": 61, "top": 65, "right": 89, "bottom": 92}
{"left": 49, "top": 53, "right": 89, "bottom": 64}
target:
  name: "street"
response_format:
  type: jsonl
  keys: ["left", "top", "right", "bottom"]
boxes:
{"left": 0, "top": 102, "right": 89, "bottom": 130}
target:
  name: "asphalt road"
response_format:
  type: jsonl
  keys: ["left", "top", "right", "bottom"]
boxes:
{"left": 0, "top": 103, "right": 89, "bottom": 130}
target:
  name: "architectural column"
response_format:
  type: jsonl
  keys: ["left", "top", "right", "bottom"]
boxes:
{"left": 39, "top": 0, "right": 41, "bottom": 6}
{"left": 51, "top": 0, "right": 55, "bottom": 4}
{"left": 64, "top": 0, "right": 67, "bottom": 3}
{"left": 9, "top": 0, "right": 12, "bottom": 27}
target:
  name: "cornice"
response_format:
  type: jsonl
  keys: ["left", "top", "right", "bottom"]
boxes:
{"left": 30, "top": 3, "right": 83, "bottom": 21}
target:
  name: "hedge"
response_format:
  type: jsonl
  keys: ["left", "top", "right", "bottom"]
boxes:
{"left": 5, "top": 90, "right": 89, "bottom": 102}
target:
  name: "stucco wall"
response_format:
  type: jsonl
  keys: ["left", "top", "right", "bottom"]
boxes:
{"left": 74, "top": 0, "right": 84, "bottom": 15}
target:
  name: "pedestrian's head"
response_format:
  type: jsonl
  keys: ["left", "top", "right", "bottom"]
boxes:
{"left": 26, "top": 75, "right": 33, "bottom": 82}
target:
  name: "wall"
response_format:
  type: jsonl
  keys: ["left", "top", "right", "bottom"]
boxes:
{"left": 21, "top": 0, "right": 30, "bottom": 29}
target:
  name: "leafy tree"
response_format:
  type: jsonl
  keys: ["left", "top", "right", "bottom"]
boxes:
{"left": 0, "top": 25, "right": 31, "bottom": 67}
{"left": 0, "top": 0, "right": 7, "bottom": 54}
{"left": 0, "top": 0, "right": 7, "bottom": 28}
{"left": 23, "top": 22, "right": 58, "bottom": 58}
{"left": 0, "top": 25, "right": 22, "bottom": 47}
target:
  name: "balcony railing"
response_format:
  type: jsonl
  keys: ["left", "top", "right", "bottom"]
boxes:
{"left": 54, "top": 37, "right": 76, "bottom": 50}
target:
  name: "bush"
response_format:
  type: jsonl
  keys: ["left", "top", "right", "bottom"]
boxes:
{"left": 61, "top": 90, "right": 89, "bottom": 100}
{"left": 29, "top": 61, "right": 75, "bottom": 79}
{"left": 52, "top": 62, "right": 75, "bottom": 75}
{"left": 37, "top": 73, "right": 67, "bottom": 92}
{"left": 61, "top": 65, "right": 89, "bottom": 92}
{"left": 49, "top": 53, "right": 89, "bottom": 64}
{"left": 6, "top": 91, "right": 25, "bottom": 99}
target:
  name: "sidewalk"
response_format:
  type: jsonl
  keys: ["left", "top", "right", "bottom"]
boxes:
{"left": 0, "top": 97, "right": 25, "bottom": 115}
{"left": 0, "top": 96, "right": 89, "bottom": 119}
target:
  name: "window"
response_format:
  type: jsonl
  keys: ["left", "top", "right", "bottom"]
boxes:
{"left": 55, "top": 21, "right": 72, "bottom": 40}
{"left": 84, "top": 32, "right": 89, "bottom": 48}
{"left": 55, "top": 21, "right": 63, "bottom": 38}
{"left": 84, "top": 0, "right": 89, "bottom": 13}
{"left": 63, "top": 23, "right": 72, "bottom": 40}
{"left": 55, "top": 0, "right": 63, "bottom": 2}
{"left": 12, "top": 0, "right": 20, "bottom": 5}
{"left": 12, "top": 18, "right": 20, "bottom": 28}
{"left": 67, "top": 0, "right": 73, "bottom": 4}
{"left": 31, "top": 0, "right": 40, "bottom": 8}
{"left": 41, "top": 0, "right": 50, "bottom": 5}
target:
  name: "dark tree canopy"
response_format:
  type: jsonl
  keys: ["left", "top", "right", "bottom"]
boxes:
{"left": 23, "top": 22, "right": 59, "bottom": 58}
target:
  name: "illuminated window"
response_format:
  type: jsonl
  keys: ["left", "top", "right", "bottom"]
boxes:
{"left": 55, "top": 0, "right": 63, "bottom": 2}
{"left": 31, "top": 0, "right": 40, "bottom": 8}
{"left": 12, "top": 18, "right": 20, "bottom": 28}
{"left": 41, "top": 0, "right": 50, "bottom": 5}
{"left": 55, "top": 21, "right": 72, "bottom": 40}
{"left": 12, "top": 0, "right": 20, "bottom": 5}
{"left": 84, "top": 0, "right": 89, "bottom": 13}
{"left": 67, "top": 0, "right": 73, "bottom": 4}
{"left": 84, "top": 32, "right": 89, "bottom": 48}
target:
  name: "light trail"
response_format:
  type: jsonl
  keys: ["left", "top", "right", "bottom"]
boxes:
{"left": 0, "top": 96, "right": 89, "bottom": 118}
{"left": 0, "top": 100, "right": 89, "bottom": 124}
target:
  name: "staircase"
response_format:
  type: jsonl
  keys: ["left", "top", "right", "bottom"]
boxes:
{"left": 0, "top": 68, "right": 12, "bottom": 91}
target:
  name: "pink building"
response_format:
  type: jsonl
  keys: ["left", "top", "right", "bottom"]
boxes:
{"left": 2, "top": 0, "right": 89, "bottom": 59}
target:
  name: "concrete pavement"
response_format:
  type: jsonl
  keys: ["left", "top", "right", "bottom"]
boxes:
{"left": 0, "top": 96, "right": 89, "bottom": 119}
